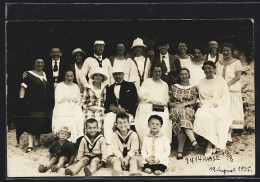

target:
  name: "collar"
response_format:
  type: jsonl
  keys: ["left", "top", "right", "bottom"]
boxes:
{"left": 147, "top": 131, "right": 164, "bottom": 138}
{"left": 86, "top": 81, "right": 107, "bottom": 92}
{"left": 94, "top": 54, "right": 102, "bottom": 60}
{"left": 115, "top": 129, "right": 133, "bottom": 139}
{"left": 115, "top": 80, "right": 123, "bottom": 86}
{"left": 175, "top": 83, "right": 194, "bottom": 89}
{"left": 52, "top": 59, "right": 60, "bottom": 63}
{"left": 160, "top": 52, "right": 169, "bottom": 59}
{"left": 84, "top": 132, "right": 103, "bottom": 145}
{"left": 28, "top": 70, "right": 47, "bottom": 81}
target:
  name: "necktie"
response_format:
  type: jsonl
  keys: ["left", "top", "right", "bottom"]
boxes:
{"left": 97, "top": 57, "right": 102, "bottom": 68}
{"left": 161, "top": 55, "right": 167, "bottom": 74}
{"left": 115, "top": 82, "right": 122, "bottom": 86}
{"left": 54, "top": 61, "right": 58, "bottom": 72}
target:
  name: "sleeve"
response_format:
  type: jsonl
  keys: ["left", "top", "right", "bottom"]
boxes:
{"left": 169, "top": 85, "right": 174, "bottom": 103}
{"left": 127, "top": 132, "right": 139, "bottom": 158}
{"left": 162, "top": 83, "right": 170, "bottom": 105}
{"left": 100, "top": 137, "right": 107, "bottom": 161}
{"left": 104, "top": 86, "right": 113, "bottom": 113}
{"left": 82, "top": 87, "right": 90, "bottom": 111}
{"left": 157, "top": 136, "right": 171, "bottom": 163}
{"left": 127, "top": 83, "right": 138, "bottom": 115}
{"left": 138, "top": 79, "right": 151, "bottom": 102}
{"left": 80, "top": 58, "right": 90, "bottom": 87}
{"left": 141, "top": 136, "right": 149, "bottom": 161}
{"left": 21, "top": 71, "right": 29, "bottom": 88}
{"left": 68, "top": 142, "right": 76, "bottom": 157}
{"left": 124, "top": 58, "right": 131, "bottom": 81}
{"left": 76, "top": 138, "right": 86, "bottom": 160}
{"left": 54, "top": 83, "right": 64, "bottom": 103}
{"left": 111, "top": 133, "right": 123, "bottom": 158}
{"left": 235, "top": 60, "right": 243, "bottom": 72}
{"left": 144, "top": 58, "right": 151, "bottom": 79}
{"left": 107, "top": 59, "right": 113, "bottom": 86}
{"left": 216, "top": 77, "right": 231, "bottom": 108}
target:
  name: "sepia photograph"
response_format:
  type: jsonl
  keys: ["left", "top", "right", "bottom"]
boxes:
{"left": 5, "top": 3, "right": 256, "bottom": 179}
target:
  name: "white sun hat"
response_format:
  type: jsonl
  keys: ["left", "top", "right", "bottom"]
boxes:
{"left": 94, "top": 40, "right": 105, "bottom": 45}
{"left": 131, "top": 37, "right": 146, "bottom": 49}
{"left": 89, "top": 67, "right": 108, "bottom": 81}
{"left": 112, "top": 65, "right": 125, "bottom": 73}
{"left": 71, "top": 48, "right": 86, "bottom": 57}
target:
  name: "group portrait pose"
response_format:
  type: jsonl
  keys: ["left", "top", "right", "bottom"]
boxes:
{"left": 15, "top": 36, "right": 246, "bottom": 176}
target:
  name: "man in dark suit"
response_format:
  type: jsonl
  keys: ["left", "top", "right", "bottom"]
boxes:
{"left": 44, "top": 47, "right": 68, "bottom": 109}
{"left": 103, "top": 65, "right": 138, "bottom": 156}
{"left": 152, "top": 40, "right": 181, "bottom": 87}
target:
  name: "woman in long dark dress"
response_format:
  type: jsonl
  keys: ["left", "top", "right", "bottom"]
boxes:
{"left": 19, "top": 58, "right": 52, "bottom": 153}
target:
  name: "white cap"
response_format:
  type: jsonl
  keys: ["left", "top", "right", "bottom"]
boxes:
{"left": 94, "top": 40, "right": 105, "bottom": 45}
{"left": 112, "top": 65, "right": 124, "bottom": 73}
{"left": 131, "top": 37, "right": 146, "bottom": 49}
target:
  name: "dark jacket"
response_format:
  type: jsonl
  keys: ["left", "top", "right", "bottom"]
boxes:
{"left": 152, "top": 53, "right": 181, "bottom": 86}
{"left": 104, "top": 80, "right": 138, "bottom": 116}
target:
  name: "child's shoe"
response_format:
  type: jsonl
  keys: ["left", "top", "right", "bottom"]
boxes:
{"left": 65, "top": 168, "right": 73, "bottom": 176}
{"left": 51, "top": 165, "right": 59, "bottom": 172}
{"left": 112, "top": 170, "right": 122, "bottom": 176}
{"left": 84, "top": 166, "right": 92, "bottom": 176}
{"left": 38, "top": 164, "right": 47, "bottom": 173}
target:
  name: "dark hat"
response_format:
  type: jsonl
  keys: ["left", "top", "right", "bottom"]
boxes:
{"left": 202, "top": 60, "right": 216, "bottom": 70}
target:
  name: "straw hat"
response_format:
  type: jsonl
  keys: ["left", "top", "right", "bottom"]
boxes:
{"left": 94, "top": 40, "right": 105, "bottom": 45}
{"left": 112, "top": 65, "right": 125, "bottom": 73}
{"left": 89, "top": 67, "right": 108, "bottom": 81}
{"left": 71, "top": 48, "right": 86, "bottom": 57}
{"left": 131, "top": 37, "right": 146, "bottom": 49}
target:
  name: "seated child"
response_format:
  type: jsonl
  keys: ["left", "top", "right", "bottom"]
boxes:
{"left": 38, "top": 126, "right": 76, "bottom": 173}
{"left": 111, "top": 112, "right": 141, "bottom": 176}
{"left": 141, "top": 115, "right": 171, "bottom": 175}
{"left": 65, "top": 118, "right": 107, "bottom": 176}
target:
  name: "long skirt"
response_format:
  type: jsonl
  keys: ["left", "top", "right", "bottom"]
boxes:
{"left": 230, "top": 92, "right": 245, "bottom": 129}
{"left": 135, "top": 103, "right": 172, "bottom": 145}
{"left": 193, "top": 106, "right": 232, "bottom": 149}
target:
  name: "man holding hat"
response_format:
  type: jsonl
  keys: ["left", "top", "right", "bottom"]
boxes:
{"left": 80, "top": 40, "right": 112, "bottom": 87}
{"left": 124, "top": 37, "right": 151, "bottom": 92}
{"left": 103, "top": 65, "right": 138, "bottom": 156}
{"left": 203, "top": 40, "right": 223, "bottom": 63}
{"left": 152, "top": 39, "right": 181, "bottom": 87}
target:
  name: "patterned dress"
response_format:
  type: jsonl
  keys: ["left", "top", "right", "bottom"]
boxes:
{"left": 82, "top": 82, "right": 107, "bottom": 131}
{"left": 169, "top": 84, "right": 198, "bottom": 136}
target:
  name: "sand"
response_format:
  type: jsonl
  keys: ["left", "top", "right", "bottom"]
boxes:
{"left": 6, "top": 129, "right": 255, "bottom": 177}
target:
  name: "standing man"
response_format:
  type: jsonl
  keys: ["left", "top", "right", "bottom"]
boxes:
{"left": 80, "top": 40, "right": 112, "bottom": 87}
{"left": 203, "top": 41, "right": 223, "bottom": 63}
{"left": 152, "top": 39, "right": 181, "bottom": 87}
{"left": 103, "top": 66, "right": 138, "bottom": 157}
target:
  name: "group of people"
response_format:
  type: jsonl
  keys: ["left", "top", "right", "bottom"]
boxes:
{"left": 16, "top": 37, "right": 245, "bottom": 176}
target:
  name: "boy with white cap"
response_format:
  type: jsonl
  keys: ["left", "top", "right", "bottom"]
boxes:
{"left": 124, "top": 37, "right": 151, "bottom": 92}
{"left": 103, "top": 65, "right": 138, "bottom": 157}
{"left": 80, "top": 40, "right": 112, "bottom": 87}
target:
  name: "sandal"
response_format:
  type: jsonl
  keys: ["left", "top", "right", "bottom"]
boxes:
{"left": 191, "top": 140, "right": 199, "bottom": 150}
{"left": 26, "top": 147, "right": 33, "bottom": 153}
{"left": 177, "top": 152, "right": 183, "bottom": 160}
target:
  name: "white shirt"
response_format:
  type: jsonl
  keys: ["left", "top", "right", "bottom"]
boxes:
{"left": 141, "top": 132, "right": 170, "bottom": 167}
{"left": 52, "top": 59, "right": 60, "bottom": 77}
{"left": 160, "top": 53, "right": 170, "bottom": 73}
{"left": 208, "top": 54, "right": 217, "bottom": 62}
{"left": 179, "top": 56, "right": 192, "bottom": 69}
{"left": 80, "top": 55, "right": 112, "bottom": 87}
{"left": 114, "top": 83, "right": 121, "bottom": 99}
{"left": 74, "top": 64, "right": 84, "bottom": 93}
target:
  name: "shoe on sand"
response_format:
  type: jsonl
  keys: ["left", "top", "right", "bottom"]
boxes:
{"left": 38, "top": 164, "right": 47, "bottom": 173}
{"left": 84, "top": 166, "right": 92, "bottom": 176}
{"left": 51, "top": 165, "right": 59, "bottom": 172}
{"left": 65, "top": 168, "right": 73, "bottom": 176}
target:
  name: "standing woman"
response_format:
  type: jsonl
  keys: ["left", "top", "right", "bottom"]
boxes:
{"left": 169, "top": 68, "right": 198, "bottom": 160}
{"left": 82, "top": 67, "right": 108, "bottom": 131}
{"left": 189, "top": 48, "right": 205, "bottom": 86}
{"left": 193, "top": 61, "right": 232, "bottom": 157}
{"left": 52, "top": 69, "right": 84, "bottom": 144}
{"left": 175, "top": 42, "right": 193, "bottom": 69}
{"left": 135, "top": 63, "right": 172, "bottom": 144}
{"left": 70, "top": 48, "right": 86, "bottom": 93}
{"left": 19, "top": 59, "right": 52, "bottom": 153}
{"left": 216, "top": 42, "right": 244, "bottom": 132}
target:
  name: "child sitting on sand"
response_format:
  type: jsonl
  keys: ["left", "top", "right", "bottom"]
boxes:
{"left": 110, "top": 112, "right": 141, "bottom": 176}
{"left": 65, "top": 118, "right": 107, "bottom": 176}
{"left": 38, "top": 126, "right": 76, "bottom": 173}
{"left": 141, "top": 115, "right": 171, "bottom": 175}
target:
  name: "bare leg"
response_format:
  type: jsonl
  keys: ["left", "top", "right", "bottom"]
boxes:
{"left": 56, "top": 156, "right": 67, "bottom": 169}
{"left": 129, "top": 157, "right": 138, "bottom": 174}
{"left": 46, "top": 157, "right": 58, "bottom": 169}
{"left": 184, "top": 128, "right": 196, "bottom": 143}
{"left": 72, "top": 157, "right": 90, "bottom": 175}
{"left": 112, "top": 157, "right": 122, "bottom": 172}
{"left": 177, "top": 131, "right": 186, "bottom": 153}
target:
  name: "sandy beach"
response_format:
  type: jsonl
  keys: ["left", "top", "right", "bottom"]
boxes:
{"left": 6, "top": 128, "right": 255, "bottom": 177}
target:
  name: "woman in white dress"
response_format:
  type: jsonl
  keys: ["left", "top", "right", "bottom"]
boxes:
{"left": 193, "top": 61, "right": 232, "bottom": 157}
{"left": 52, "top": 69, "right": 84, "bottom": 143}
{"left": 216, "top": 42, "right": 244, "bottom": 131}
{"left": 135, "top": 63, "right": 172, "bottom": 144}
{"left": 189, "top": 48, "right": 205, "bottom": 86}
{"left": 175, "top": 42, "right": 193, "bottom": 69}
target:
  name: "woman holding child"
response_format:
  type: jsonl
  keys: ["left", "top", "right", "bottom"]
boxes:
{"left": 169, "top": 68, "right": 198, "bottom": 160}
{"left": 82, "top": 67, "right": 108, "bottom": 131}
{"left": 52, "top": 69, "right": 84, "bottom": 143}
{"left": 135, "top": 63, "right": 172, "bottom": 143}
{"left": 193, "top": 61, "right": 232, "bottom": 157}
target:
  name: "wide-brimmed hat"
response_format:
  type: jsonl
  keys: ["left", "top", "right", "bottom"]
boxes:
{"left": 131, "top": 37, "right": 146, "bottom": 49}
{"left": 89, "top": 67, "right": 108, "bottom": 81}
{"left": 112, "top": 65, "right": 124, "bottom": 73}
{"left": 94, "top": 40, "right": 105, "bottom": 45}
{"left": 71, "top": 48, "right": 86, "bottom": 57}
